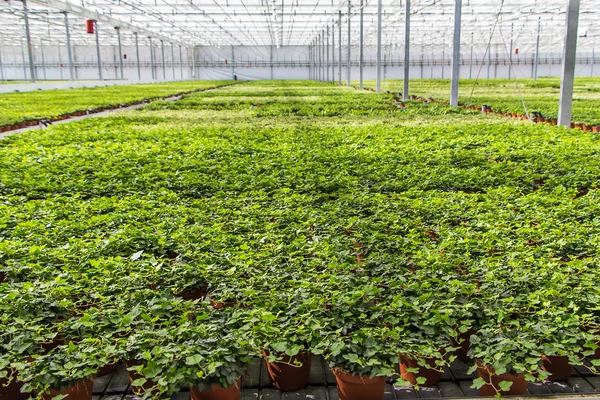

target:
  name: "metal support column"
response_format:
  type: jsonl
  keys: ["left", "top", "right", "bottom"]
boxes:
{"left": 469, "top": 32, "right": 473, "bottom": 79}
{"left": 161, "top": 40, "right": 166, "bottom": 80}
{"left": 339, "top": 11, "right": 343, "bottom": 85}
{"left": 558, "top": 0, "right": 581, "bottom": 127}
{"left": 149, "top": 37, "right": 155, "bottom": 80}
{"left": 22, "top": 0, "right": 36, "bottom": 82}
{"left": 134, "top": 33, "right": 141, "bottom": 81}
{"left": 315, "top": 36, "right": 318, "bottom": 81}
{"left": 232, "top": 46, "right": 236, "bottom": 80}
{"left": 270, "top": 45, "right": 274, "bottom": 80}
{"left": 94, "top": 21, "right": 103, "bottom": 80}
{"left": 592, "top": 48, "right": 595, "bottom": 77}
{"left": 359, "top": 0, "right": 364, "bottom": 89}
{"left": 186, "top": 47, "right": 190, "bottom": 80}
{"left": 64, "top": 12, "right": 74, "bottom": 82}
{"left": 323, "top": 31, "right": 326, "bottom": 81}
{"left": 332, "top": 23, "right": 336, "bottom": 83}
{"left": 322, "top": 31, "right": 325, "bottom": 81}
{"left": 309, "top": 42, "right": 313, "bottom": 80}
{"left": 442, "top": 47, "right": 446, "bottom": 79}
{"left": 40, "top": 42, "right": 47, "bottom": 80}
{"left": 171, "top": 43, "right": 176, "bottom": 80}
{"left": 420, "top": 49, "right": 423, "bottom": 78}
{"left": 487, "top": 29, "right": 492, "bottom": 80}
{"left": 403, "top": 0, "right": 410, "bottom": 100}
{"left": 494, "top": 44, "right": 498, "bottom": 78}
{"left": 534, "top": 17, "right": 541, "bottom": 80}
{"left": 308, "top": 42, "right": 312, "bottom": 80}
{"left": 192, "top": 46, "right": 196, "bottom": 80}
{"left": 450, "top": 0, "right": 462, "bottom": 107}
{"left": 376, "top": 0, "right": 382, "bottom": 93}
{"left": 58, "top": 46, "right": 63, "bottom": 80}
{"left": 317, "top": 35, "right": 320, "bottom": 81}
{"left": 347, "top": 0, "right": 352, "bottom": 87}
{"left": 326, "top": 25, "right": 330, "bottom": 82}
{"left": 21, "top": 40, "right": 27, "bottom": 80}
{"left": 179, "top": 45, "right": 183, "bottom": 80}
{"left": 0, "top": 47, "right": 4, "bottom": 82}
{"left": 115, "top": 27, "right": 124, "bottom": 80}
{"left": 508, "top": 23, "right": 514, "bottom": 80}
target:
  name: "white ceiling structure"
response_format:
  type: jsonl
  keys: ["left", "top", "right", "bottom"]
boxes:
{"left": 0, "top": 0, "right": 599, "bottom": 54}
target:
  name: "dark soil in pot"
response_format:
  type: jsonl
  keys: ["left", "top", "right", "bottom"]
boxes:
{"left": 332, "top": 368, "right": 386, "bottom": 400}
{"left": 190, "top": 378, "right": 241, "bottom": 400}
{"left": 263, "top": 351, "right": 313, "bottom": 391}
{"left": 476, "top": 364, "right": 527, "bottom": 396}
{"left": 399, "top": 357, "right": 442, "bottom": 387}
{"left": 41, "top": 377, "right": 94, "bottom": 400}
{"left": 542, "top": 356, "right": 572, "bottom": 381}
{"left": 0, "top": 375, "right": 29, "bottom": 400}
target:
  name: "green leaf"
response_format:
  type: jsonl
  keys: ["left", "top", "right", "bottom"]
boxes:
{"left": 498, "top": 380, "right": 513, "bottom": 392}
{"left": 471, "top": 377, "right": 486, "bottom": 389}
{"left": 131, "top": 378, "right": 147, "bottom": 387}
{"left": 185, "top": 355, "right": 203, "bottom": 365}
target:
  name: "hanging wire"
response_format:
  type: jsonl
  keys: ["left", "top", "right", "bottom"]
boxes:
{"left": 497, "top": 18, "right": 530, "bottom": 117}
{"left": 468, "top": 0, "right": 505, "bottom": 104}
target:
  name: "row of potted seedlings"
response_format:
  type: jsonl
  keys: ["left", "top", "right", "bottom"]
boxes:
{"left": 6, "top": 331, "right": 597, "bottom": 399}
{"left": 0, "top": 83, "right": 240, "bottom": 134}
{"left": 362, "top": 85, "right": 600, "bottom": 132}
{"left": 2, "top": 272, "right": 598, "bottom": 400}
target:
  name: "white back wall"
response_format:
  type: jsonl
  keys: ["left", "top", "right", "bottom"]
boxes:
{"left": 0, "top": 44, "right": 598, "bottom": 82}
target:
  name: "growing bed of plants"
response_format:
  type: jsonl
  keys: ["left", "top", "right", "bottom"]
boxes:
{"left": 1, "top": 80, "right": 600, "bottom": 399}
{"left": 360, "top": 77, "right": 600, "bottom": 127}
{"left": 0, "top": 80, "right": 233, "bottom": 128}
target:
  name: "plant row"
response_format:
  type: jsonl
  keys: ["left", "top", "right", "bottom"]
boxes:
{"left": 358, "top": 78, "right": 600, "bottom": 126}
{"left": 0, "top": 80, "right": 234, "bottom": 128}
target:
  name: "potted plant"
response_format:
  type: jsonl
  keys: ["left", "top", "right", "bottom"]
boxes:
{"left": 16, "top": 341, "right": 106, "bottom": 400}
{"left": 249, "top": 302, "right": 319, "bottom": 391}
{"left": 323, "top": 327, "right": 397, "bottom": 400}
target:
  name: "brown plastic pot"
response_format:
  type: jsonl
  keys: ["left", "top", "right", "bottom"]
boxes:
{"left": 454, "top": 331, "right": 472, "bottom": 361}
{"left": 263, "top": 351, "right": 313, "bottom": 391}
{"left": 542, "top": 356, "right": 572, "bottom": 381}
{"left": 583, "top": 125, "right": 591, "bottom": 132}
{"left": 476, "top": 364, "right": 527, "bottom": 396}
{"left": 41, "top": 377, "right": 94, "bottom": 400}
{"left": 179, "top": 284, "right": 209, "bottom": 301}
{"left": 399, "top": 357, "right": 441, "bottom": 387}
{"left": 332, "top": 369, "right": 386, "bottom": 400}
{"left": 593, "top": 126, "right": 600, "bottom": 133}
{"left": 551, "top": 119, "right": 558, "bottom": 125}
{"left": 190, "top": 378, "right": 241, "bottom": 400}
{"left": 0, "top": 375, "right": 29, "bottom": 400}
{"left": 209, "top": 299, "right": 236, "bottom": 309}
{"left": 97, "top": 362, "right": 119, "bottom": 377}
{"left": 126, "top": 361, "right": 157, "bottom": 397}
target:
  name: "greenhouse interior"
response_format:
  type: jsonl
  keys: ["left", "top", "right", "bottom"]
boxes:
{"left": 1, "top": 0, "right": 600, "bottom": 399}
